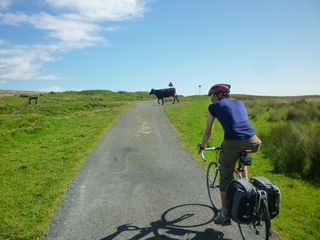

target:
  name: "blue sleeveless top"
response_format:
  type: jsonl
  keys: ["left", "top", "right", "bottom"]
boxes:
{"left": 208, "top": 98, "right": 255, "bottom": 140}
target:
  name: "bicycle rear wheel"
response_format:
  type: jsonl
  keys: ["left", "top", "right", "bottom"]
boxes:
{"left": 206, "top": 162, "right": 221, "bottom": 211}
{"left": 238, "top": 199, "right": 271, "bottom": 240}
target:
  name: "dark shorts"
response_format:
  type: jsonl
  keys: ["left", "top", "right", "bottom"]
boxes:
{"left": 219, "top": 135, "right": 262, "bottom": 191}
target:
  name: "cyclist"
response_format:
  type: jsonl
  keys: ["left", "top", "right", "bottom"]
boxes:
{"left": 198, "top": 83, "right": 261, "bottom": 226}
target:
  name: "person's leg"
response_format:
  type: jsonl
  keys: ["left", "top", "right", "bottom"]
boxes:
{"left": 214, "top": 191, "right": 231, "bottom": 225}
{"left": 242, "top": 135, "right": 261, "bottom": 179}
{"left": 216, "top": 137, "right": 261, "bottom": 225}
{"left": 242, "top": 166, "right": 248, "bottom": 179}
{"left": 219, "top": 144, "right": 239, "bottom": 206}
{"left": 219, "top": 165, "right": 235, "bottom": 217}
{"left": 216, "top": 140, "right": 239, "bottom": 225}
{"left": 220, "top": 191, "right": 227, "bottom": 214}
{"left": 215, "top": 190, "right": 231, "bottom": 225}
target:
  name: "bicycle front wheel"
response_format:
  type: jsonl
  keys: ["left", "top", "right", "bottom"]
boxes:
{"left": 206, "top": 162, "right": 221, "bottom": 211}
{"left": 238, "top": 199, "right": 271, "bottom": 240}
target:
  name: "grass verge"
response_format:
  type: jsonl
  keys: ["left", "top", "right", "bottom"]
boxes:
{"left": 164, "top": 95, "right": 320, "bottom": 240}
{"left": 0, "top": 90, "right": 151, "bottom": 239}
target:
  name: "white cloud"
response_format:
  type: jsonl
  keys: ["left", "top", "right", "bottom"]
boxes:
{"left": 105, "top": 26, "right": 122, "bottom": 32}
{"left": 0, "top": 0, "right": 12, "bottom": 10}
{"left": 1, "top": 12, "right": 105, "bottom": 49}
{"left": 0, "top": 44, "right": 60, "bottom": 81}
{"left": 0, "top": 0, "right": 148, "bottom": 81}
{"left": 39, "top": 86, "right": 64, "bottom": 92}
{"left": 46, "top": 0, "right": 146, "bottom": 21}
{"left": 0, "top": 39, "right": 9, "bottom": 45}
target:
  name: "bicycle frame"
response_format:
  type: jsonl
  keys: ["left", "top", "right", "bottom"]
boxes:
{"left": 201, "top": 147, "right": 250, "bottom": 180}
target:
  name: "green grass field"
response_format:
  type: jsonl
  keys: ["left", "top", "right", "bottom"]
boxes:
{"left": 0, "top": 90, "right": 152, "bottom": 239}
{"left": 1, "top": 90, "right": 319, "bottom": 240}
{"left": 164, "top": 95, "right": 320, "bottom": 240}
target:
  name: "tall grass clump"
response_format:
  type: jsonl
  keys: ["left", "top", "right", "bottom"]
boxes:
{"left": 262, "top": 122, "right": 320, "bottom": 181}
{"left": 286, "top": 108, "right": 308, "bottom": 121}
{"left": 286, "top": 101, "right": 320, "bottom": 121}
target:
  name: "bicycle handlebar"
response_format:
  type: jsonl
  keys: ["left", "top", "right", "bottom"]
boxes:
{"left": 200, "top": 146, "right": 222, "bottom": 161}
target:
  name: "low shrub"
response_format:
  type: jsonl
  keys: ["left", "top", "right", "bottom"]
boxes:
{"left": 286, "top": 108, "right": 308, "bottom": 121}
{"left": 308, "top": 107, "right": 320, "bottom": 121}
{"left": 291, "top": 98, "right": 307, "bottom": 107}
{"left": 247, "top": 106, "right": 264, "bottom": 120}
{"left": 262, "top": 122, "right": 320, "bottom": 181}
{"left": 266, "top": 110, "right": 283, "bottom": 122}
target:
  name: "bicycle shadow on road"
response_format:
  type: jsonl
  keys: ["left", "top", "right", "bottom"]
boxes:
{"left": 101, "top": 203, "right": 231, "bottom": 240}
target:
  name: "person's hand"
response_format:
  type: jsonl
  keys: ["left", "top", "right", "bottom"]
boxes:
{"left": 197, "top": 143, "right": 204, "bottom": 154}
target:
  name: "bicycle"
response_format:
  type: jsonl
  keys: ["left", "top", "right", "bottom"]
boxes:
{"left": 201, "top": 146, "right": 272, "bottom": 240}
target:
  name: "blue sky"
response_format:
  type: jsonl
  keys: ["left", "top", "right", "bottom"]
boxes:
{"left": 0, "top": 0, "right": 319, "bottom": 96}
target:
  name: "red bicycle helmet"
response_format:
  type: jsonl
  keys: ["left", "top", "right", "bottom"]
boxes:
{"left": 208, "top": 84, "right": 231, "bottom": 96}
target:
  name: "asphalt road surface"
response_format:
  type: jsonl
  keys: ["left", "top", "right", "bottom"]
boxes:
{"left": 43, "top": 101, "right": 280, "bottom": 240}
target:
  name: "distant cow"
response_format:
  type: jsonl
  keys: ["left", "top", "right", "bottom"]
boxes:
{"left": 150, "top": 88, "right": 179, "bottom": 105}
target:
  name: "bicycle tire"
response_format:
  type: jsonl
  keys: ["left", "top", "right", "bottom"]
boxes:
{"left": 260, "top": 198, "right": 272, "bottom": 239}
{"left": 238, "top": 198, "right": 271, "bottom": 240}
{"left": 206, "top": 162, "right": 222, "bottom": 211}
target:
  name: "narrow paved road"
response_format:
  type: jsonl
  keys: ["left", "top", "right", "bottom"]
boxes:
{"left": 43, "top": 101, "right": 279, "bottom": 240}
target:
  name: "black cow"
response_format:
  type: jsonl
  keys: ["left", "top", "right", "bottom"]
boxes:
{"left": 150, "top": 88, "right": 179, "bottom": 105}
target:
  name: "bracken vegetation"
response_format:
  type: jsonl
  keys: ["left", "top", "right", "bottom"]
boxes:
{"left": 237, "top": 95, "right": 320, "bottom": 181}
{"left": 262, "top": 122, "right": 320, "bottom": 181}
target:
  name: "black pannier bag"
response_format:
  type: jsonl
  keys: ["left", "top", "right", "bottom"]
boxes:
{"left": 226, "top": 179, "right": 257, "bottom": 224}
{"left": 250, "top": 176, "right": 280, "bottom": 219}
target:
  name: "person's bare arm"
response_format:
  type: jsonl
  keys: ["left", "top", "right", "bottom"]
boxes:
{"left": 200, "top": 111, "right": 215, "bottom": 148}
